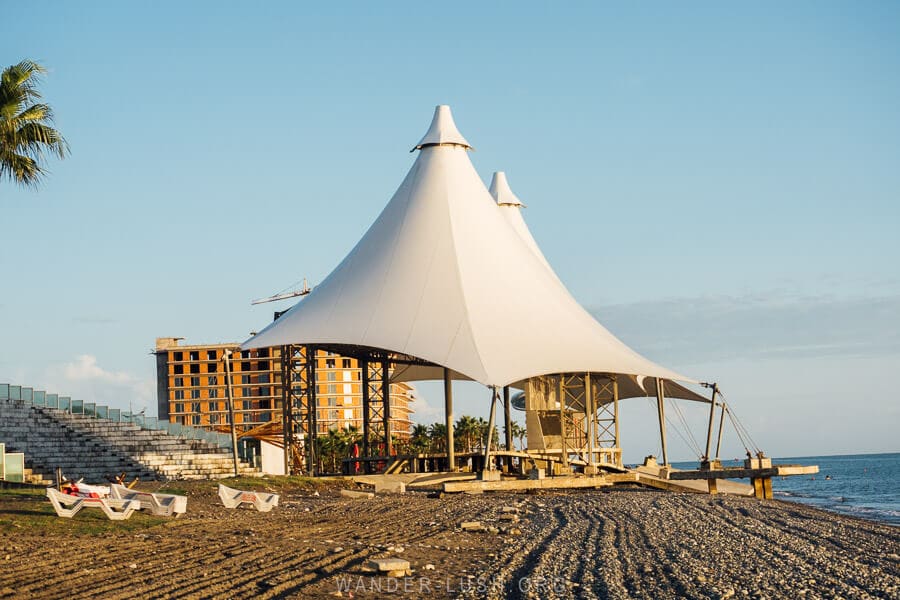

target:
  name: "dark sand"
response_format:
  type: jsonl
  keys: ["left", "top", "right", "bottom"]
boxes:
{"left": 0, "top": 479, "right": 897, "bottom": 599}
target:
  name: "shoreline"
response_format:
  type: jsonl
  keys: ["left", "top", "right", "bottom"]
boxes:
{"left": 0, "top": 480, "right": 897, "bottom": 599}
{"left": 772, "top": 490, "right": 900, "bottom": 527}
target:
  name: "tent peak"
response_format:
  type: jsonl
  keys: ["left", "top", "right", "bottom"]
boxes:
{"left": 490, "top": 171, "right": 525, "bottom": 207}
{"left": 411, "top": 105, "right": 473, "bottom": 152}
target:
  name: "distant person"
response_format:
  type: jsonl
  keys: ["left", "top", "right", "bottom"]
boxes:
{"left": 351, "top": 443, "right": 360, "bottom": 474}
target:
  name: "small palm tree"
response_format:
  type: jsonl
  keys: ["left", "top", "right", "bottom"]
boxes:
{"left": 455, "top": 415, "right": 480, "bottom": 453}
{"left": 1, "top": 60, "right": 69, "bottom": 187}
{"left": 367, "top": 424, "right": 394, "bottom": 456}
{"left": 428, "top": 422, "right": 447, "bottom": 453}
{"left": 474, "top": 417, "right": 489, "bottom": 451}
{"left": 342, "top": 424, "right": 362, "bottom": 447}
{"left": 510, "top": 421, "right": 527, "bottom": 451}
{"left": 410, "top": 424, "right": 430, "bottom": 453}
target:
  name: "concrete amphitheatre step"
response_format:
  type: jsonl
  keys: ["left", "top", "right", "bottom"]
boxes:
{"left": 0, "top": 398, "right": 260, "bottom": 482}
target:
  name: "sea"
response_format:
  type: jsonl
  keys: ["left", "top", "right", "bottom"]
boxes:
{"left": 673, "top": 453, "right": 899, "bottom": 526}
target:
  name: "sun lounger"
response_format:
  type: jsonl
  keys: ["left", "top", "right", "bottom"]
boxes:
{"left": 62, "top": 481, "right": 110, "bottom": 498}
{"left": 46, "top": 487, "right": 137, "bottom": 520}
{"left": 109, "top": 483, "right": 187, "bottom": 517}
{"left": 217, "top": 483, "right": 279, "bottom": 512}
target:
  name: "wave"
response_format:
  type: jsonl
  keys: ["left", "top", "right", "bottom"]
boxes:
{"left": 840, "top": 505, "right": 900, "bottom": 522}
{"left": 778, "top": 493, "right": 900, "bottom": 525}
{"left": 774, "top": 491, "right": 812, "bottom": 499}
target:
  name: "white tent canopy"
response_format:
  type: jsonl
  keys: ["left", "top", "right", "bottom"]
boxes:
{"left": 490, "top": 171, "right": 560, "bottom": 283}
{"left": 244, "top": 106, "right": 704, "bottom": 400}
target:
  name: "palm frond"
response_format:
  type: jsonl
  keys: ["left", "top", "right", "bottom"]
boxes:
{"left": 0, "top": 151, "right": 43, "bottom": 186}
{"left": 0, "top": 60, "right": 68, "bottom": 188}
{"left": 15, "top": 103, "right": 53, "bottom": 123}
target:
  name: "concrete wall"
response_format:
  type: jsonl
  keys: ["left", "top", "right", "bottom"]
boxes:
{"left": 260, "top": 440, "right": 286, "bottom": 475}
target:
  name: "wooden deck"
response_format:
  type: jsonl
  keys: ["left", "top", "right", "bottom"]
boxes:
{"left": 668, "top": 464, "right": 819, "bottom": 480}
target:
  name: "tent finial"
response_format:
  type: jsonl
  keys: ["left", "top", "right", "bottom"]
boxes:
{"left": 489, "top": 171, "right": 525, "bottom": 207}
{"left": 412, "top": 105, "right": 473, "bottom": 152}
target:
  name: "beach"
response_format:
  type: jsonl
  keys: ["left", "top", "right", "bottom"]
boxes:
{"left": 0, "top": 479, "right": 897, "bottom": 599}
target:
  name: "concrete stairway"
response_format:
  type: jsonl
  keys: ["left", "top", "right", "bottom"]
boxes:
{"left": 0, "top": 398, "right": 259, "bottom": 482}
{"left": 48, "top": 410, "right": 259, "bottom": 480}
{"left": 22, "top": 467, "right": 52, "bottom": 486}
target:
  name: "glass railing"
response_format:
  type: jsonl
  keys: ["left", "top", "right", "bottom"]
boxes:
{"left": 0, "top": 441, "right": 25, "bottom": 483}
{"left": 1, "top": 382, "right": 233, "bottom": 449}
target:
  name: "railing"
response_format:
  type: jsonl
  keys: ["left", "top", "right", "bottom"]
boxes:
{"left": 0, "top": 442, "right": 25, "bottom": 483}
{"left": 0, "top": 383, "right": 233, "bottom": 449}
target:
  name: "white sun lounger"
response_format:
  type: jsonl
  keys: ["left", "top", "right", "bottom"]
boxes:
{"left": 218, "top": 483, "right": 279, "bottom": 512}
{"left": 46, "top": 487, "right": 138, "bottom": 521}
{"left": 109, "top": 483, "right": 187, "bottom": 517}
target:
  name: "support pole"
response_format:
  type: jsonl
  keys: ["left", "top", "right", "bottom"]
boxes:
{"left": 503, "top": 385, "right": 512, "bottom": 471}
{"left": 655, "top": 377, "right": 669, "bottom": 467}
{"left": 751, "top": 477, "right": 772, "bottom": 500}
{"left": 361, "top": 356, "right": 371, "bottom": 471}
{"left": 558, "top": 375, "right": 568, "bottom": 469}
{"left": 585, "top": 373, "right": 594, "bottom": 465}
{"left": 443, "top": 368, "right": 455, "bottom": 471}
{"left": 503, "top": 386, "right": 512, "bottom": 451}
{"left": 281, "top": 345, "right": 291, "bottom": 475}
{"left": 382, "top": 354, "right": 392, "bottom": 457}
{"left": 484, "top": 387, "right": 498, "bottom": 471}
{"left": 704, "top": 383, "right": 719, "bottom": 461}
{"left": 307, "top": 346, "right": 318, "bottom": 476}
{"left": 222, "top": 349, "right": 240, "bottom": 477}
{"left": 714, "top": 401, "right": 727, "bottom": 460}
{"left": 612, "top": 375, "right": 620, "bottom": 448}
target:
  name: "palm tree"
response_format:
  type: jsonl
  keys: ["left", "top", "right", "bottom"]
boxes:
{"left": 455, "top": 415, "right": 480, "bottom": 453}
{"left": 410, "top": 424, "right": 430, "bottom": 453}
{"left": 509, "top": 421, "right": 527, "bottom": 451}
{"left": 427, "top": 422, "right": 447, "bottom": 453}
{"left": 476, "top": 417, "right": 500, "bottom": 451}
{"left": 342, "top": 424, "right": 362, "bottom": 447}
{"left": 367, "top": 424, "right": 386, "bottom": 455}
{"left": 1, "top": 60, "right": 69, "bottom": 187}
{"left": 316, "top": 426, "right": 362, "bottom": 473}
{"left": 315, "top": 432, "right": 333, "bottom": 473}
{"left": 473, "top": 417, "right": 490, "bottom": 452}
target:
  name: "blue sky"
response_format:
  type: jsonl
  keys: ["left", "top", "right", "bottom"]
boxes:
{"left": 2, "top": 2, "right": 898, "bottom": 462}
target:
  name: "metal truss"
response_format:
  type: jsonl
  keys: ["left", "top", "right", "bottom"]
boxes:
{"left": 280, "top": 344, "right": 315, "bottom": 474}
{"left": 559, "top": 374, "right": 588, "bottom": 460}
{"left": 592, "top": 375, "right": 619, "bottom": 449}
